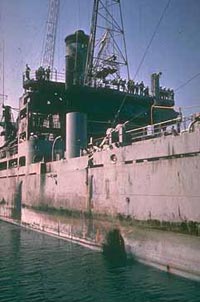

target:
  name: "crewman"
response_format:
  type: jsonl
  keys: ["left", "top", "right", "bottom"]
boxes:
{"left": 170, "top": 89, "right": 174, "bottom": 101}
{"left": 25, "top": 64, "right": 31, "bottom": 80}
{"left": 35, "top": 69, "right": 39, "bottom": 80}
{"left": 37, "top": 66, "right": 45, "bottom": 80}
{"left": 120, "top": 79, "right": 126, "bottom": 91}
{"left": 135, "top": 82, "right": 139, "bottom": 94}
{"left": 163, "top": 87, "right": 167, "bottom": 100}
{"left": 46, "top": 66, "right": 51, "bottom": 80}
{"left": 144, "top": 86, "right": 149, "bottom": 96}
{"left": 171, "top": 125, "right": 178, "bottom": 136}
{"left": 127, "top": 79, "right": 134, "bottom": 94}
{"left": 116, "top": 78, "right": 120, "bottom": 90}
{"left": 139, "top": 81, "right": 144, "bottom": 95}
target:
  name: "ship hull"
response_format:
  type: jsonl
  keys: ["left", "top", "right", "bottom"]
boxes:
{"left": 0, "top": 125, "right": 200, "bottom": 280}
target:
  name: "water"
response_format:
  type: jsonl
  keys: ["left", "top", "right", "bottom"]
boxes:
{"left": 0, "top": 221, "right": 200, "bottom": 302}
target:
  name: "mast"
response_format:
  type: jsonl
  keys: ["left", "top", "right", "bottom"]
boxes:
{"left": 2, "top": 39, "right": 4, "bottom": 106}
{"left": 84, "top": 0, "right": 130, "bottom": 86}
{"left": 0, "top": 40, "right": 5, "bottom": 107}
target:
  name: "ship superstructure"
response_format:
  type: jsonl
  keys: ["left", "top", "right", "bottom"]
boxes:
{"left": 0, "top": 26, "right": 177, "bottom": 169}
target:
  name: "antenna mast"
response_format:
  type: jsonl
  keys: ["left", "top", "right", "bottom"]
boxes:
{"left": 2, "top": 40, "right": 4, "bottom": 106}
{"left": 0, "top": 40, "right": 7, "bottom": 108}
{"left": 84, "top": 0, "right": 130, "bottom": 86}
{"left": 41, "top": 0, "right": 60, "bottom": 72}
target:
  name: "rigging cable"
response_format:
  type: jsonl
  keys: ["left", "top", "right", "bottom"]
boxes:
{"left": 179, "top": 105, "right": 200, "bottom": 110}
{"left": 112, "top": 93, "right": 128, "bottom": 126}
{"left": 174, "top": 72, "right": 200, "bottom": 92}
{"left": 112, "top": 0, "right": 171, "bottom": 126}
{"left": 123, "top": 111, "right": 147, "bottom": 126}
{"left": 134, "top": 0, "right": 171, "bottom": 79}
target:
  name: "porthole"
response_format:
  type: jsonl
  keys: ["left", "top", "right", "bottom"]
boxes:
{"left": 110, "top": 154, "right": 117, "bottom": 163}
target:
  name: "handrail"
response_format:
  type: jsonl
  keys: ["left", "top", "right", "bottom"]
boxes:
{"left": 150, "top": 104, "right": 178, "bottom": 125}
{"left": 52, "top": 136, "right": 61, "bottom": 162}
{"left": 91, "top": 114, "right": 196, "bottom": 149}
{"left": 126, "top": 117, "right": 181, "bottom": 134}
{"left": 23, "top": 70, "right": 65, "bottom": 83}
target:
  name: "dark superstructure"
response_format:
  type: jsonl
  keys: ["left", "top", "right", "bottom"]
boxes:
{"left": 0, "top": 32, "right": 178, "bottom": 169}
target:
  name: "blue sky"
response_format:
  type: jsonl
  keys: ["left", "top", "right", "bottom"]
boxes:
{"left": 0, "top": 0, "right": 200, "bottom": 116}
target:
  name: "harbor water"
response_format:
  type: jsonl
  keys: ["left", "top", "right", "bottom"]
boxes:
{"left": 0, "top": 221, "right": 200, "bottom": 302}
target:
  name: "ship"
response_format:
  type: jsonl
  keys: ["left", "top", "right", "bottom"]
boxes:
{"left": 0, "top": 0, "right": 200, "bottom": 281}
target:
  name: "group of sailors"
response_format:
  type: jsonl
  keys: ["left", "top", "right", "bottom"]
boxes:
{"left": 95, "top": 78, "right": 150, "bottom": 96}
{"left": 159, "top": 87, "right": 174, "bottom": 101}
{"left": 24, "top": 64, "right": 51, "bottom": 81}
{"left": 95, "top": 77, "right": 174, "bottom": 100}
{"left": 35, "top": 66, "right": 51, "bottom": 81}
{"left": 127, "top": 80, "right": 149, "bottom": 96}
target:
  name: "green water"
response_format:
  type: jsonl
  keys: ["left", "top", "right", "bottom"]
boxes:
{"left": 0, "top": 221, "right": 199, "bottom": 302}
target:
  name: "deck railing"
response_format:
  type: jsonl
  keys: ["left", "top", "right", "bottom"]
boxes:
{"left": 23, "top": 70, "right": 65, "bottom": 83}
{"left": 92, "top": 113, "right": 200, "bottom": 149}
{"left": 126, "top": 117, "right": 181, "bottom": 142}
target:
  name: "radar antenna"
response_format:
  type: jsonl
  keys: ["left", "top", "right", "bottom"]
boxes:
{"left": 84, "top": 0, "right": 130, "bottom": 86}
{"left": 41, "top": 0, "right": 60, "bottom": 73}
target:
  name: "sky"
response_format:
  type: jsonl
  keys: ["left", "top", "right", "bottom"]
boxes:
{"left": 0, "top": 0, "right": 200, "bottom": 117}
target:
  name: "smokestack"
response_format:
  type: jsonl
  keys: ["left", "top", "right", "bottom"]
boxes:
{"left": 65, "top": 30, "right": 89, "bottom": 89}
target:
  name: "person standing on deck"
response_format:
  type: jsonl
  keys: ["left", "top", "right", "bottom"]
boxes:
{"left": 46, "top": 66, "right": 51, "bottom": 80}
{"left": 25, "top": 64, "right": 31, "bottom": 80}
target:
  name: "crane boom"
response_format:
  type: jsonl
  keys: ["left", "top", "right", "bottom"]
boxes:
{"left": 41, "top": 0, "right": 60, "bottom": 72}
